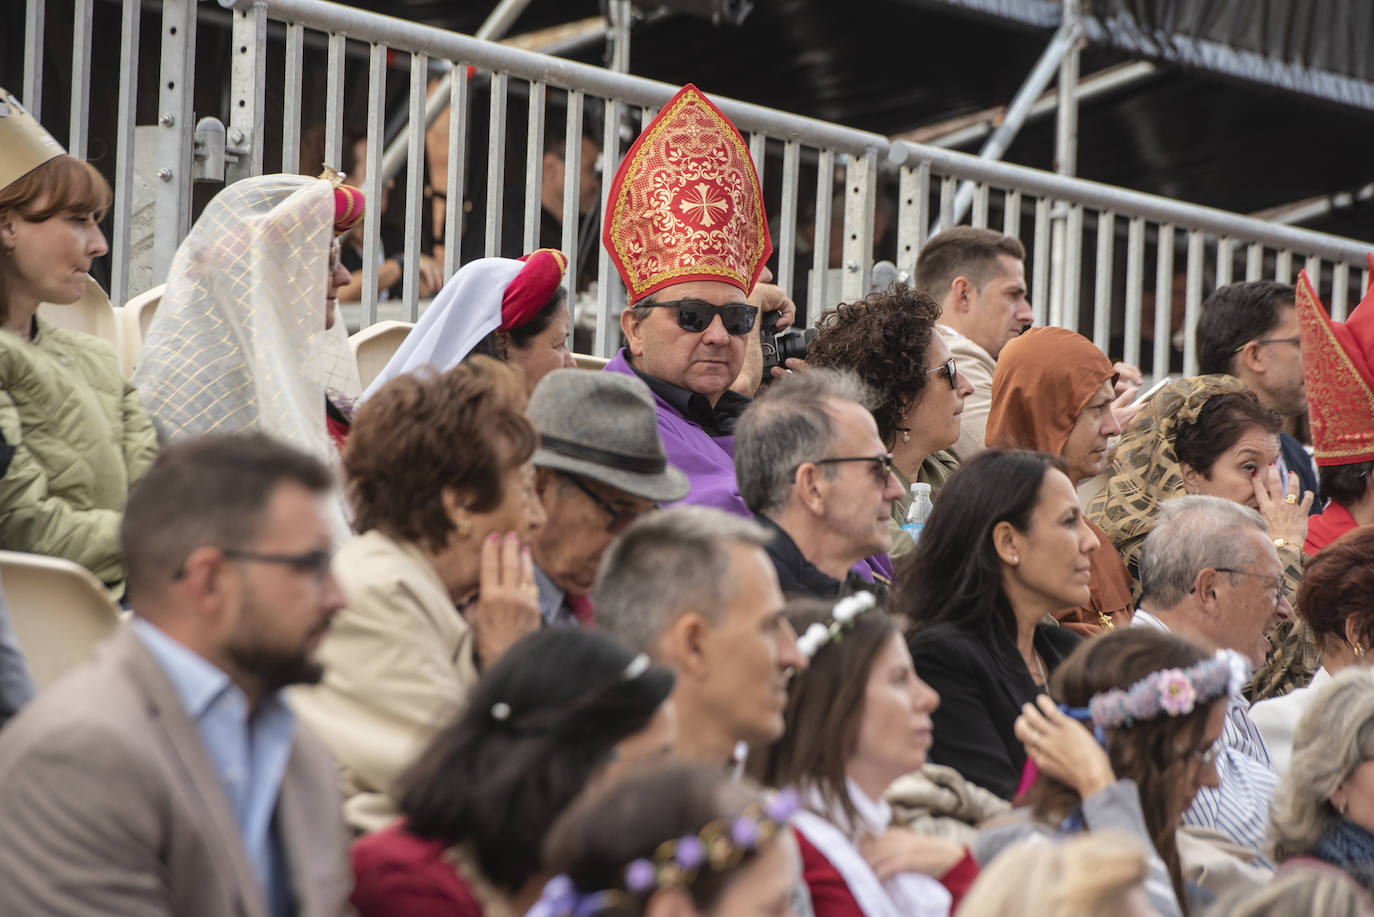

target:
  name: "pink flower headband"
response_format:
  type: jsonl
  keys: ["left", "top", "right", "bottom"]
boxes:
{"left": 1072, "top": 650, "right": 1248, "bottom": 729}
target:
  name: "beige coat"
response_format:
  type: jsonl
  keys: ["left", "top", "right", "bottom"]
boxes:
{"left": 936, "top": 325, "right": 996, "bottom": 462}
{"left": 0, "top": 625, "right": 351, "bottom": 916}
{"left": 291, "top": 529, "right": 480, "bottom": 834}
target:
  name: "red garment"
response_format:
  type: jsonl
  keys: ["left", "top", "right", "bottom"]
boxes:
{"left": 350, "top": 822, "right": 484, "bottom": 917}
{"left": 794, "top": 827, "right": 978, "bottom": 916}
{"left": 1305, "top": 501, "right": 1358, "bottom": 556}
{"left": 325, "top": 411, "right": 349, "bottom": 454}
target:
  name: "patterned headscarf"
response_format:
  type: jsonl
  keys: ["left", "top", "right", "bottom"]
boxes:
{"left": 1088, "top": 374, "right": 1247, "bottom": 551}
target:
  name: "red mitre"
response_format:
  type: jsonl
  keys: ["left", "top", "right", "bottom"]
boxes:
{"left": 502, "top": 248, "right": 568, "bottom": 330}
{"left": 602, "top": 84, "right": 772, "bottom": 302}
{"left": 333, "top": 184, "right": 365, "bottom": 234}
{"left": 1295, "top": 257, "right": 1374, "bottom": 466}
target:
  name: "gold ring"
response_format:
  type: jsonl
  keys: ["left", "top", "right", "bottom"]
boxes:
{"left": 522, "top": 584, "right": 539, "bottom": 599}
{"left": 1285, "top": 494, "right": 1298, "bottom": 505}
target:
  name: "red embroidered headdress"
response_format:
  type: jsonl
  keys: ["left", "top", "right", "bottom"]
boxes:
{"left": 503, "top": 248, "right": 568, "bottom": 330}
{"left": 1295, "top": 256, "right": 1374, "bottom": 466}
{"left": 603, "top": 84, "right": 772, "bottom": 302}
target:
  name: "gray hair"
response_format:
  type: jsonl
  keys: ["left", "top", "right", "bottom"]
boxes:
{"left": 1270, "top": 668, "right": 1374, "bottom": 862}
{"left": 1137, "top": 495, "right": 1266, "bottom": 608}
{"left": 1210, "top": 867, "right": 1371, "bottom": 917}
{"left": 734, "top": 367, "right": 876, "bottom": 514}
{"left": 592, "top": 505, "right": 772, "bottom": 656}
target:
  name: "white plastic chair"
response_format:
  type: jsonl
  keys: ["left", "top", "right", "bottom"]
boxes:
{"left": 37, "top": 274, "right": 123, "bottom": 356}
{"left": 0, "top": 551, "right": 121, "bottom": 690}
{"left": 350, "top": 320, "right": 414, "bottom": 389}
{"left": 573, "top": 353, "right": 609, "bottom": 371}
{"left": 119, "top": 283, "right": 166, "bottom": 375}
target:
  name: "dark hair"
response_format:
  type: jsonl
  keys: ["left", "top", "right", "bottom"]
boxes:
{"left": 895, "top": 450, "right": 1065, "bottom": 646}
{"left": 543, "top": 764, "right": 776, "bottom": 916}
{"left": 1020, "top": 628, "right": 1217, "bottom": 913}
{"left": 1173, "top": 389, "right": 1282, "bottom": 475}
{"left": 344, "top": 356, "right": 536, "bottom": 550}
{"left": 1318, "top": 460, "right": 1374, "bottom": 507}
{"left": 120, "top": 433, "right": 333, "bottom": 600}
{"left": 750, "top": 598, "right": 895, "bottom": 829}
{"left": 1297, "top": 526, "right": 1374, "bottom": 650}
{"left": 398, "top": 627, "right": 675, "bottom": 894}
{"left": 806, "top": 283, "right": 942, "bottom": 448}
{"left": 467, "top": 287, "right": 568, "bottom": 360}
{"left": 1195, "top": 281, "right": 1296, "bottom": 376}
{"left": 913, "top": 226, "right": 1025, "bottom": 300}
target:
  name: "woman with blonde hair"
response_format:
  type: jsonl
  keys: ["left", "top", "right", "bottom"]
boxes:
{"left": 1270, "top": 668, "right": 1374, "bottom": 894}
{"left": 957, "top": 831, "right": 1152, "bottom": 917}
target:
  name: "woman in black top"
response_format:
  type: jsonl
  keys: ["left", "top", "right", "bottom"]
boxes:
{"left": 895, "top": 450, "right": 1096, "bottom": 799}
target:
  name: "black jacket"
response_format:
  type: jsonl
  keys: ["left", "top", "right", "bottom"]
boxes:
{"left": 908, "top": 620, "right": 1081, "bottom": 800}
{"left": 755, "top": 514, "right": 886, "bottom": 601}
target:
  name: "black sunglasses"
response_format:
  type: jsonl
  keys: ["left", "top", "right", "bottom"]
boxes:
{"left": 645, "top": 299, "right": 758, "bottom": 336}
{"left": 927, "top": 358, "right": 958, "bottom": 390}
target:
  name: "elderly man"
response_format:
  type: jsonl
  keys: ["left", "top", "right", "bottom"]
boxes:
{"left": 1196, "top": 281, "right": 1318, "bottom": 510}
{"left": 600, "top": 84, "right": 795, "bottom": 517}
{"left": 594, "top": 505, "right": 804, "bottom": 766}
{"left": 1133, "top": 495, "right": 1288, "bottom": 855}
{"left": 527, "top": 369, "right": 689, "bottom": 624}
{"left": 0, "top": 434, "right": 351, "bottom": 915}
{"left": 735, "top": 367, "right": 902, "bottom": 598}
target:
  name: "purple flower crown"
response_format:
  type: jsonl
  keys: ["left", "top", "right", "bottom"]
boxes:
{"left": 1085, "top": 649, "right": 1248, "bottom": 728}
{"left": 527, "top": 787, "right": 801, "bottom": 917}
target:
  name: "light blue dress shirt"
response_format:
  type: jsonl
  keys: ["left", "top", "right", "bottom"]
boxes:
{"left": 133, "top": 617, "right": 297, "bottom": 916}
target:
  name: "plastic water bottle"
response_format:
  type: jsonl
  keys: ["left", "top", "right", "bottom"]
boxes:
{"left": 901, "top": 482, "right": 933, "bottom": 545}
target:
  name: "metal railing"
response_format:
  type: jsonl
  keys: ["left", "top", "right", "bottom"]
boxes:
{"left": 10, "top": 0, "right": 1373, "bottom": 375}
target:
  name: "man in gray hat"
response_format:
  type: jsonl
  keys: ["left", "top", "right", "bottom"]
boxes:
{"left": 526, "top": 369, "right": 689, "bottom": 625}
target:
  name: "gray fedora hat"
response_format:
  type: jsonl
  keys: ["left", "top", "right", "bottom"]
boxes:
{"left": 527, "top": 369, "right": 689, "bottom": 503}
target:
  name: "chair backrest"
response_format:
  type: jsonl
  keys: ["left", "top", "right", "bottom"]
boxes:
{"left": 573, "top": 353, "right": 610, "bottom": 371}
{"left": 37, "top": 274, "right": 123, "bottom": 354}
{"left": 119, "top": 283, "right": 166, "bottom": 375}
{"left": 0, "top": 551, "right": 121, "bottom": 690}
{"left": 350, "top": 320, "right": 414, "bottom": 389}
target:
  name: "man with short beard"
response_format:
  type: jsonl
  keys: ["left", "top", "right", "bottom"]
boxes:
{"left": 0, "top": 433, "right": 351, "bottom": 916}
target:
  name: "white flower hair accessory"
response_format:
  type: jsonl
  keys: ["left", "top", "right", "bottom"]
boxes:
{"left": 1074, "top": 649, "right": 1249, "bottom": 729}
{"left": 794, "top": 591, "right": 877, "bottom": 663}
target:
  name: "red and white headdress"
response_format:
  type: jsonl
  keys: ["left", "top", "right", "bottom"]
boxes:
{"left": 1295, "top": 256, "right": 1374, "bottom": 467}
{"left": 603, "top": 84, "right": 771, "bottom": 302}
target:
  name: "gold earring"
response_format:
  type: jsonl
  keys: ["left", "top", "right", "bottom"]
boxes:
{"left": 1356, "top": 643, "right": 1366, "bottom": 658}
{"left": 454, "top": 518, "right": 472, "bottom": 538}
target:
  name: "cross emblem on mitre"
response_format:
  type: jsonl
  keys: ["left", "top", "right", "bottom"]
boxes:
{"left": 677, "top": 182, "right": 730, "bottom": 228}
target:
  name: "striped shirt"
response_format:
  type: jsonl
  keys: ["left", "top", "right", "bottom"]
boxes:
{"left": 1132, "top": 608, "right": 1279, "bottom": 856}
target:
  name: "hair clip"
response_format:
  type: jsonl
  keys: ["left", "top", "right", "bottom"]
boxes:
{"left": 490, "top": 702, "right": 512, "bottom": 722}
{"left": 795, "top": 591, "right": 877, "bottom": 661}
{"left": 621, "top": 653, "right": 651, "bottom": 682}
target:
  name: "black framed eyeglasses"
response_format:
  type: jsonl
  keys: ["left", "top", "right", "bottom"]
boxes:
{"left": 926, "top": 358, "right": 958, "bottom": 389}
{"left": 644, "top": 299, "right": 758, "bottom": 336}
{"left": 559, "top": 472, "right": 656, "bottom": 535}
{"left": 223, "top": 548, "right": 334, "bottom": 583}
{"left": 1208, "top": 567, "right": 1286, "bottom": 609}
{"left": 1234, "top": 336, "right": 1300, "bottom": 353}
{"left": 805, "top": 453, "right": 896, "bottom": 485}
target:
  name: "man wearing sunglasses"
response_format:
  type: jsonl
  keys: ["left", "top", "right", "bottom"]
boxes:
{"left": 0, "top": 433, "right": 352, "bottom": 914}
{"left": 736, "top": 368, "right": 904, "bottom": 598}
{"left": 526, "top": 369, "right": 689, "bottom": 625}
{"left": 601, "top": 84, "right": 795, "bottom": 519}
{"left": 1133, "top": 496, "right": 1287, "bottom": 857}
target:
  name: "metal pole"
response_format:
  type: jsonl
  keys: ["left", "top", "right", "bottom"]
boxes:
{"left": 1048, "top": 0, "right": 1081, "bottom": 328}
{"left": 153, "top": 0, "right": 198, "bottom": 282}
{"left": 608, "top": 0, "right": 632, "bottom": 73}
{"left": 936, "top": 17, "right": 1081, "bottom": 233}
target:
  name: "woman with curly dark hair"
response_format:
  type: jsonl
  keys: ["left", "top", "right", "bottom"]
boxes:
{"left": 807, "top": 283, "right": 973, "bottom": 557}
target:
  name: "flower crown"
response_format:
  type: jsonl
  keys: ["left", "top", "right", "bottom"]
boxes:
{"left": 795, "top": 592, "right": 877, "bottom": 661}
{"left": 1068, "top": 649, "right": 1248, "bottom": 729}
{"left": 528, "top": 788, "right": 801, "bottom": 917}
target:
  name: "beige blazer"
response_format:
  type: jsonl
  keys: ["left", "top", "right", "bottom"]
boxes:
{"left": 290, "top": 529, "right": 480, "bottom": 835}
{"left": 937, "top": 324, "right": 997, "bottom": 462}
{"left": 0, "top": 625, "right": 351, "bottom": 916}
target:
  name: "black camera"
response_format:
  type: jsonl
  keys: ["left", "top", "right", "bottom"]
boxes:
{"left": 759, "top": 310, "right": 816, "bottom": 381}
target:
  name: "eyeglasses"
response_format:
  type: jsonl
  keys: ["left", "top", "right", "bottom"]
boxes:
{"left": 1184, "top": 739, "right": 1220, "bottom": 766}
{"left": 1213, "top": 567, "right": 1287, "bottom": 609}
{"left": 223, "top": 548, "right": 335, "bottom": 584}
{"left": 926, "top": 358, "right": 958, "bottom": 390}
{"left": 559, "top": 472, "right": 655, "bottom": 535}
{"left": 806, "top": 453, "right": 896, "bottom": 486}
{"left": 644, "top": 299, "right": 758, "bottom": 336}
{"left": 1234, "top": 336, "right": 1300, "bottom": 353}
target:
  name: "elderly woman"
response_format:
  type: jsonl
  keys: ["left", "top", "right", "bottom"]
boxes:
{"left": 806, "top": 283, "right": 973, "bottom": 558}
{"left": 291, "top": 357, "right": 546, "bottom": 833}
{"left": 0, "top": 87, "right": 157, "bottom": 589}
{"left": 1089, "top": 375, "right": 1316, "bottom": 700}
{"left": 751, "top": 596, "right": 978, "bottom": 916}
{"left": 363, "top": 249, "right": 575, "bottom": 399}
{"left": 533, "top": 763, "right": 801, "bottom": 917}
{"left": 958, "top": 832, "right": 1153, "bottom": 917}
{"left": 134, "top": 175, "right": 363, "bottom": 492}
{"left": 896, "top": 450, "right": 1093, "bottom": 800}
{"left": 352, "top": 627, "right": 678, "bottom": 916}
{"left": 1270, "top": 668, "right": 1374, "bottom": 895}
{"left": 979, "top": 627, "right": 1246, "bottom": 915}
{"left": 1252, "top": 527, "right": 1374, "bottom": 774}
{"left": 985, "top": 326, "right": 1132, "bottom": 634}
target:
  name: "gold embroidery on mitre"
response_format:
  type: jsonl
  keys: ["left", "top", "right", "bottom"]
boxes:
{"left": 1295, "top": 275, "right": 1374, "bottom": 463}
